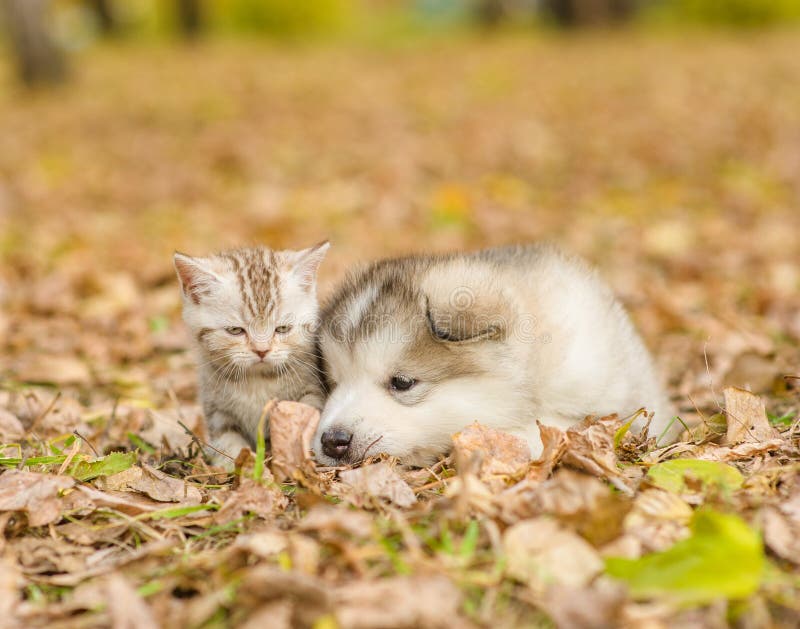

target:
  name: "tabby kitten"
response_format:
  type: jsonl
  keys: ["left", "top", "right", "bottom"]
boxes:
{"left": 174, "top": 243, "right": 329, "bottom": 466}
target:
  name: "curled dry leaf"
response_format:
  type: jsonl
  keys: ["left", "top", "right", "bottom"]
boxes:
{"left": 503, "top": 517, "right": 604, "bottom": 594}
{"left": 337, "top": 462, "right": 416, "bottom": 509}
{"left": 334, "top": 576, "right": 464, "bottom": 629}
{"left": 0, "top": 470, "right": 75, "bottom": 527}
{"left": 452, "top": 422, "right": 530, "bottom": 491}
{"left": 213, "top": 476, "right": 288, "bottom": 524}
{"left": 562, "top": 415, "right": 626, "bottom": 487}
{"left": 528, "top": 421, "right": 569, "bottom": 483}
{"left": 269, "top": 401, "right": 320, "bottom": 482}
{"left": 724, "top": 387, "right": 779, "bottom": 445}
{"left": 95, "top": 464, "right": 202, "bottom": 504}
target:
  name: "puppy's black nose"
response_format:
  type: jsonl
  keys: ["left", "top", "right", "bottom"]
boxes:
{"left": 321, "top": 428, "right": 352, "bottom": 460}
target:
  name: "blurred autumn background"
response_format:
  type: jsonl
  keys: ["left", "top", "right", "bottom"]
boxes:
{"left": 1, "top": 1, "right": 800, "bottom": 627}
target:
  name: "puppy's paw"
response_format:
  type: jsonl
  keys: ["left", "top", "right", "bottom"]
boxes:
{"left": 207, "top": 431, "right": 251, "bottom": 470}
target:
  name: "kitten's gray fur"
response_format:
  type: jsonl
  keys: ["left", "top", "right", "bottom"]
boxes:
{"left": 174, "top": 243, "right": 328, "bottom": 466}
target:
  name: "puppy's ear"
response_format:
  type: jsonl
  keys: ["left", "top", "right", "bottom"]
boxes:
{"left": 287, "top": 241, "right": 330, "bottom": 290}
{"left": 424, "top": 291, "right": 507, "bottom": 343}
{"left": 173, "top": 253, "right": 221, "bottom": 304}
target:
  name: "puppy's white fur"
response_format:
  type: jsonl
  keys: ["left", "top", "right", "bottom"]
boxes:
{"left": 314, "top": 244, "right": 679, "bottom": 466}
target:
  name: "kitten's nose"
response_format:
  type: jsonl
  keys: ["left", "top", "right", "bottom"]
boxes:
{"left": 253, "top": 349, "right": 268, "bottom": 359}
{"left": 321, "top": 428, "right": 352, "bottom": 460}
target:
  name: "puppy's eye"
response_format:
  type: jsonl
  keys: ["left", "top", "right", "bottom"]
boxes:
{"left": 225, "top": 327, "right": 246, "bottom": 336}
{"left": 275, "top": 324, "right": 293, "bottom": 334}
{"left": 389, "top": 375, "right": 416, "bottom": 392}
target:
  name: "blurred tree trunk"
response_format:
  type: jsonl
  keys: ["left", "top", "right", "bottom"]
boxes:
{"left": 1, "top": 0, "right": 66, "bottom": 86}
{"left": 87, "top": 0, "right": 115, "bottom": 35}
{"left": 176, "top": 0, "right": 203, "bottom": 38}
{"left": 543, "top": 0, "right": 637, "bottom": 26}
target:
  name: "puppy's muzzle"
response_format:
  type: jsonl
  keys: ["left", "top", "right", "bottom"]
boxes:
{"left": 321, "top": 427, "right": 352, "bottom": 460}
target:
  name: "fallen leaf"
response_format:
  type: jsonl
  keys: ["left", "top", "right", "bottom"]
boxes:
{"left": 334, "top": 576, "right": 464, "bottom": 629}
{"left": 71, "top": 451, "right": 138, "bottom": 482}
{"left": 504, "top": 517, "right": 604, "bottom": 593}
{"left": 238, "top": 566, "right": 330, "bottom": 627}
{"left": 527, "top": 421, "right": 569, "bottom": 483}
{"left": 16, "top": 354, "right": 92, "bottom": 386}
{"left": 540, "top": 580, "right": 626, "bottom": 629}
{"left": 761, "top": 507, "right": 800, "bottom": 564}
{"left": 622, "top": 489, "right": 692, "bottom": 553}
{"left": 646, "top": 459, "right": 743, "bottom": 496}
{"left": 213, "top": 476, "right": 288, "bottom": 524}
{"left": 297, "top": 504, "right": 374, "bottom": 539}
{"left": 337, "top": 463, "right": 416, "bottom": 509}
{"left": 0, "top": 470, "right": 75, "bottom": 526}
{"left": 241, "top": 601, "right": 293, "bottom": 629}
{"left": 269, "top": 401, "right": 320, "bottom": 482}
{"left": 105, "top": 573, "right": 159, "bottom": 629}
{"left": 96, "top": 464, "right": 202, "bottom": 503}
{"left": 452, "top": 422, "right": 530, "bottom": 490}
{"left": 0, "top": 555, "right": 20, "bottom": 619}
{"left": 606, "top": 510, "right": 764, "bottom": 604}
{"left": 724, "top": 387, "right": 779, "bottom": 445}
{"left": 562, "top": 416, "right": 628, "bottom": 491}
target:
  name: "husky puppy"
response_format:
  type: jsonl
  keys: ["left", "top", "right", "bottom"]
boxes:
{"left": 313, "top": 244, "right": 679, "bottom": 466}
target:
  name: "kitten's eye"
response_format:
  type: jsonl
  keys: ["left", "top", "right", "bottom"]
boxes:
{"left": 225, "top": 327, "right": 246, "bottom": 336}
{"left": 275, "top": 324, "right": 293, "bottom": 334}
{"left": 389, "top": 375, "right": 416, "bottom": 392}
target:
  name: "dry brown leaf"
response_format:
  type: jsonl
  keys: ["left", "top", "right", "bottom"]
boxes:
{"left": 240, "top": 601, "right": 293, "bottom": 629}
{"left": 238, "top": 566, "right": 330, "bottom": 627}
{"left": 724, "top": 387, "right": 779, "bottom": 445}
{"left": 334, "top": 576, "right": 464, "bottom": 629}
{"left": 504, "top": 517, "right": 604, "bottom": 594}
{"left": 762, "top": 507, "right": 800, "bottom": 565}
{"left": 528, "top": 421, "right": 569, "bottom": 483}
{"left": 0, "top": 555, "right": 21, "bottom": 621}
{"left": 269, "top": 401, "right": 320, "bottom": 482}
{"left": 540, "top": 579, "right": 626, "bottom": 629}
{"left": 106, "top": 573, "right": 159, "bottom": 629}
{"left": 95, "top": 464, "right": 202, "bottom": 504}
{"left": 533, "top": 470, "right": 631, "bottom": 546}
{"left": 452, "top": 422, "right": 530, "bottom": 490}
{"left": 71, "top": 485, "right": 167, "bottom": 516}
{"left": 562, "top": 416, "right": 624, "bottom": 482}
{"left": 337, "top": 462, "right": 416, "bottom": 509}
{"left": 297, "top": 503, "right": 373, "bottom": 539}
{"left": 213, "top": 476, "right": 288, "bottom": 524}
{"left": 15, "top": 354, "right": 92, "bottom": 386}
{"left": 622, "top": 488, "right": 692, "bottom": 553}
{"left": 0, "top": 470, "right": 75, "bottom": 527}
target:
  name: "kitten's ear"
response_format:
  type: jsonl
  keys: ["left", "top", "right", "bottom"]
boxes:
{"left": 173, "top": 253, "right": 221, "bottom": 304}
{"left": 288, "top": 240, "right": 330, "bottom": 290}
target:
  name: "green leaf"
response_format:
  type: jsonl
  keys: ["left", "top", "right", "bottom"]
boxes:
{"left": 606, "top": 510, "right": 764, "bottom": 605}
{"left": 69, "top": 451, "right": 137, "bottom": 481}
{"left": 142, "top": 503, "right": 218, "bottom": 521}
{"left": 767, "top": 411, "right": 795, "bottom": 427}
{"left": 647, "top": 459, "right": 743, "bottom": 494}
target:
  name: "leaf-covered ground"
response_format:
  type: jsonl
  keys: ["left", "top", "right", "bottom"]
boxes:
{"left": 1, "top": 31, "right": 799, "bottom": 628}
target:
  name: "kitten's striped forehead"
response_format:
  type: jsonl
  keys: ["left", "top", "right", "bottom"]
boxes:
{"left": 219, "top": 247, "right": 280, "bottom": 318}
